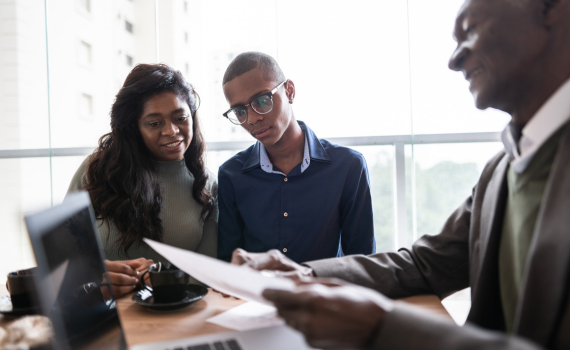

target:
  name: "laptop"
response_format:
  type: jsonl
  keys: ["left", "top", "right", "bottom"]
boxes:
{"left": 26, "top": 191, "right": 127, "bottom": 350}
{"left": 26, "top": 191, "right": 315, "bottom": 350}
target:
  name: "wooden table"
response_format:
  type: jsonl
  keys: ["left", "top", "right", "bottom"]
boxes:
{"left": 1, "top": 287, "right": 451, "bottom": 348}
{"left": 118, "top": 290, "right": 450, "bottom": 348}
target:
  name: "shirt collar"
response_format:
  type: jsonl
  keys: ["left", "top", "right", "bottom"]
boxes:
{"left": 259, "top": 135, "right": 310, "bottom": 175}
{"left": 242, "top": 120, "right": 331, "bottom": 172}
{"left": 501, "top": 78, "right": 570, "bottom": 173}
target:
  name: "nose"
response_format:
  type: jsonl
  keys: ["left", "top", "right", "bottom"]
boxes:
{"left": 448, "top": 43, "right": 469, "bottom": 72}
{"left": 161, "top": 120, "right": 179, "bottom": 136}
{"left": 246, "top": 106, "right": 264, "bottom": 125}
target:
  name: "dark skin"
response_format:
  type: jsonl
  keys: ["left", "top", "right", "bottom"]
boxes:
{"left": 263, "top": 279, "right": 392, "bottom": 350}
{"left": 102, "top": 258, "right": 154, "bottom": 299}
{"left": 448, "top": 0, "right": 570, "bottom": 126}
{"left": 102, "top": 93, "right": 193, "bottom": 299}
{"left": 223, "top": 68, "right": 304, "bottom": 175}
{"left": 216, "top": 70, "right": 304, "bottom": 299}
{"left": 231, "top": 0, "right": 570, "bottom": 348}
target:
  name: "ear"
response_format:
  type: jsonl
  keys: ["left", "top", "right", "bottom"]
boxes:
{"left": 541, "top": 0, "right": 569, "bottom": 26}
{"left": 284, "top": 79, "right": 296, "bottom": 104}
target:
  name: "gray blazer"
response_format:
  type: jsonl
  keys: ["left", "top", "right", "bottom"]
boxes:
{"left": 305, "top": 124, "right": 570, "bottom": 349}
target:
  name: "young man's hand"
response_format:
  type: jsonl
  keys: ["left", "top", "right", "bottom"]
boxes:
{"left": 230, "top": 248, "right": 315, "bottom": 282}
{"left": 263, "top": 280, "right": 393, "bottom": 349}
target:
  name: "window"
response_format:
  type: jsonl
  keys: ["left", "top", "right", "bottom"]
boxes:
{"left": 1, "top": 1, "right": 504, "bottom": 309}
{"left": 78, "top": 41, "right": 92, "bottom": 66}
{"left": 125, "top": 20, "right": 133, "bottom": 34}
{"left": 79, "top": 93, "right": 93, "bottom": 119}
{"left": 77, "top": 0, "right": 90, "bottom": 13}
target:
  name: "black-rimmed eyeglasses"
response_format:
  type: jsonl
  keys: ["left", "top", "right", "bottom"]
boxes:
{"left": 223, "top": 80, "right": 287, "bottom": 125}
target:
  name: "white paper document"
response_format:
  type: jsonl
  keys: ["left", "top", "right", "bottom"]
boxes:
{"left": 144, "top": 239, "right": 295, "bottom": 305}
{"left": 207, "top": 301, "right": 285, "bottom": 331}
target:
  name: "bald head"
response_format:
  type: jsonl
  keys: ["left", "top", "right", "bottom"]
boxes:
{"left": 222, "top": 52, "right": 286, "bottom": 85}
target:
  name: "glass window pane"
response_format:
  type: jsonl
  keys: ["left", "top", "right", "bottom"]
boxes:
{"left": 181, "top": 0, "right": 279, "bottom": 143}
{"left": 0, "top": 158, "right": 52, "bottom": 280}
{"left": 352, "top": 146, "right": 396, "bottom": 253}
{"left": 51, "top": 155, "right": 90, "bottom": 205}
{"left": 409, "top": 142, "right": 503, "bottom": 241}
{"left": 46, "top": 0, "right": 157, "bottom": 149}
{"left": 0, "top": 0, "right": 49, "bottom": 150}
{"left": 277, "top": 0, "right": 411, "bottom": 139}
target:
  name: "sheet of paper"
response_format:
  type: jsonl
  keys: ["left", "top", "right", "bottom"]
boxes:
{"left": 144, "top": 239, "right": 295, "bottom": 305}
{"left": 207, "top": 301, "right": 285, "bottom": 331}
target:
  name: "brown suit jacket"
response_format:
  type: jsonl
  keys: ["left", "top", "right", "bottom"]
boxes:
{"left": 306, "top": 124, "right": 570, "bottom": 349}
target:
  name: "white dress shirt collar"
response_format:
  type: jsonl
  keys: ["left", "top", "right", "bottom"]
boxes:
{"left": 502, "top": 78, "right": 570, "bottom": 173}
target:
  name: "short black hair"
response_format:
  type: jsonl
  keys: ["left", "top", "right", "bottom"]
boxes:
{"left": 222, "top": 52, "right": 285, "bottom": 85}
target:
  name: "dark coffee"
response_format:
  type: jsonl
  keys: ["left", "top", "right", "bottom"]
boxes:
{"left": 141, "top": 262, "right": 190, "bottom": 303}
{"left": 6, "top": 267, "right": 38, "bottom": 309}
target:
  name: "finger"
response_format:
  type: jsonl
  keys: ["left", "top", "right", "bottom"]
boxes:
{"left": 123, "top": 260, "right": 145, "bottom": 271}
{"left": 230, "top": 249, "right": 249, "bottom": 265}
{"left": 134, "top": 258, "right": 155, "bottom": 271}
{"left": 273, "top": 271, "right": 314, "bottom": 284}
{"left": 106, "top": 261, "right": 139, "bottom": 278}
{"left": 108, "top": 271, "right": 138, "bottom": 286}
{"left": 299, "top": 277, "right": 346, "bottom": 288}
{"left": 263, "top": 289, "right": 310, "bottom": 309}
{"left": 245, "top": 250, "right": 285, "bottom": 271}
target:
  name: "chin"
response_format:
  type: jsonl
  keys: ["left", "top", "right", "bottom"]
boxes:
{"left": 471, "top": 88, "right": 494, "bottom": 111}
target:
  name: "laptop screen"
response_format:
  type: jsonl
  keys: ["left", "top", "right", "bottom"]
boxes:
{"left": 26, "top": 191, "right": 126, "bottom": 350}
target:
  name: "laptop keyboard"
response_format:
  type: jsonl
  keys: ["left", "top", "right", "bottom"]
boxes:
{"left": 170, "top": 339, "right": 242, "bottom": 350}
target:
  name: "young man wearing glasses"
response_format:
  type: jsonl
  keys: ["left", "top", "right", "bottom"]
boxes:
{"left": 217, "top": 51, "right": 375, "bottom": 264}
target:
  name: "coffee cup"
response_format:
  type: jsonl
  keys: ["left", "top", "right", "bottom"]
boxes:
{"left": 141, "top": 262, "right": 190, "bottom": 303}
{"left": 6, "top": 267, "right": 39, "bottom": 309}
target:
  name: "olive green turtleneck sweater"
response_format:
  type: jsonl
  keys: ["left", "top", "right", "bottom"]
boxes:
{"left": 67, "top": 156, "right": 218, "bottom": 266}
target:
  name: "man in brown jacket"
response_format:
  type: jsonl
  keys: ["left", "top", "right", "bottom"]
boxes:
{"left": 230, "top": 0, "right": 570, "bottom": 349}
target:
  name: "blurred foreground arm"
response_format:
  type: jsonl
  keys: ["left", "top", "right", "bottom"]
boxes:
{"left": 263, "top": 281, "right": 545, "bottom": 350}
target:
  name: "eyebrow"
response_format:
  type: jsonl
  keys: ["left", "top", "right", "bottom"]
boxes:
{"left": 143, "top": 108, "right": 187, "bottom": 119}
{"left": 452, "top": 13, "right": 466, "bottom": 41}
{"left": 230, "top": 89, "right": 272, "bottom": 109}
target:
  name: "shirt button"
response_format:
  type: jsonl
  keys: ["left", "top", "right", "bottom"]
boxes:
{"left": 284, "top": 178, "right": 288, "bottom": 182}
{"left": 283, "top": 248, "right": 287, "bottom": 253}
{"left": 284, "top": 212, "right": 288, "bottom": 217}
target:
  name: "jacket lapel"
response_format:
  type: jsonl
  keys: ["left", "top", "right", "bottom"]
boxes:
{"left": 468, "top": 154, "right": 509, "bottom": 330}
{"left": 515, "top": 125, "right": 570, "bottom": 345}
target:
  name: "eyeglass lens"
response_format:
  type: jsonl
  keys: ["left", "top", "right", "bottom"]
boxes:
{"left": 227, "top": 94, "right": 274, "bottom": 125}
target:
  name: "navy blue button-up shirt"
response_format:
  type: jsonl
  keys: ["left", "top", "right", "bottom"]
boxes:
{"left": 217, "top": 121, "right": 375, "bottom": 263}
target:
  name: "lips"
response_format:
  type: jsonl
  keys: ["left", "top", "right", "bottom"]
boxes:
{"left": 162, "top": 140, "right": 183, "bottom": 148}
{"left": 252, "top": 127, "right": 271, "bottom": 138}
{"left": 465, "top": 67, "right": 484, "bottom": 82}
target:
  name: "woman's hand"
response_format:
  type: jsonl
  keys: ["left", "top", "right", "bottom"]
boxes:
{"left": 102, "top": 258, "right": 154, "bottom": 298}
